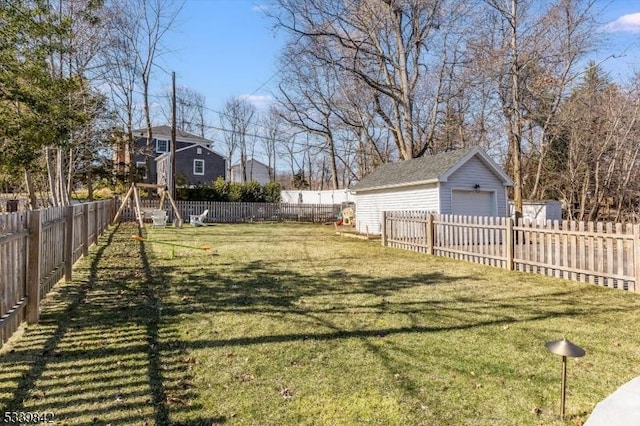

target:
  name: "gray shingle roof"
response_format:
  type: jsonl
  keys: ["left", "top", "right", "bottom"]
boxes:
{"left": 351, "top": 148, "right": 474, "bottom": 191}
{"left": 132, "top": 125, "right": 212, "bottom": 144}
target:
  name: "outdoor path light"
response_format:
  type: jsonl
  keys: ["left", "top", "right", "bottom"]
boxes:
{"left": 545, "top": 337, "right": 586, "bottom": 419}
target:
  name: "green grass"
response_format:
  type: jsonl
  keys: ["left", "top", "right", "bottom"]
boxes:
{"left": 0, "top": 222, "right": 639, "bottom": 425}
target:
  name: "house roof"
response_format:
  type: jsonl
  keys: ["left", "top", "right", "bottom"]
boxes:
{"left": 231, "top": 158, "right": 271, "bottom": 169}
{"left": 132, "top": 125, "right": 213, "bottom": 144}
{"left": 351, "top": 147, "right": 513, "bottom": 192}
{"left": 155, "top": 143, "right": 225, "bottom": 162}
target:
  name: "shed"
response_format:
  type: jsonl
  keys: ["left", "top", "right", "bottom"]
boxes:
{"left": 350, "top": 147, "right": 513, "bottom": 234}
{"left": 508, "top": 200, "right": 562, "bottom": 224}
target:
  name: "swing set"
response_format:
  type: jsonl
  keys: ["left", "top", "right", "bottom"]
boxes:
{"left": 112, "top": 183, "right": 183, "bottom": 229}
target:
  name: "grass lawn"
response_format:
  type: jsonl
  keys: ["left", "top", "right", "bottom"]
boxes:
{"left": 0, "top": 222, "right": 639, "bottom": 425}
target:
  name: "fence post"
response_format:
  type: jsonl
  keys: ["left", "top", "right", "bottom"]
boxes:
{"left": 381, "top": 211, "right": 387, "bottom": 246}
{"left": 64, "top": 205, "right": 75, "bottom": 282}
{"left": 506, "top": 217, "right": 514, "bottom": 270}
{"left": 427, "top": 213, "right": 434, "bottom": 255}
{"left": 634, "top": 224, "right": 640, "bottom": 293}
{"left": 26, "top": 210, "right": 41, "bottom": 323}
{"left": 93, "top": 202, "right": 99, "bottom": 244}
{"left": 82, "top": 204, "right": 89, "bottom": 257}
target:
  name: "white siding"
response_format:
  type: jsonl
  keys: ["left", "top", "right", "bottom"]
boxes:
{"left": 230, "top": 160, "right": 271, "bottom": 184}
{"left": 508, "top": 200, "right": 563, "bottom": 223}
{"left": 354, "top": 183, "right": 439, "bottom": 234}
{"left": 440, "top": 155, "right": 508, "bottom": 216}
{"left": 281, "top": 190, "right": 354, "bottom": 205}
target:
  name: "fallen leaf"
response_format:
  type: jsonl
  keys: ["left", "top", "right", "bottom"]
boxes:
{"left": 280, "top": 387, "right": 293, "bottom": 399}
{"left": 235, "top": 373, "right": 254, "bottom": 382}
{"left": 167, "top": 396, "right": 188, "bottom": 405}
{"left": 177, "top": 379, "right": 193, "bottom": 389}
{"left": 181, "top": 356, "right": 198, "bottom": 364}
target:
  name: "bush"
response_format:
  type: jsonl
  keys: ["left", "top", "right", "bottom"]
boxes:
{"left": 264, "top": 182, "right": 282, "bottom": 203}
{"left": 177, "top": 179, "right": 280, "bottom": 203}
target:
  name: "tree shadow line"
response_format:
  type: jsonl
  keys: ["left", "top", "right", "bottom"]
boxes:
{"left": 0, "top": 224, "right": 223, "bottom": 425}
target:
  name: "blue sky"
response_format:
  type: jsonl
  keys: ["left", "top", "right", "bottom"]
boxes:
{"left": 161, "top": 0, "right": 283, "bottom": 118}
{"left": 157, "top": 0, "right": 640, "bottom": 130}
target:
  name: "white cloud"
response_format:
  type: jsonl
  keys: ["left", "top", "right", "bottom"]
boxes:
{"left": 239, "top": 94, "right": 274, "bottom": 110}
{"left": 604, "top": 13, "right": 640, "bottom": 33}
{"left": 251, "top": 4, "right": 270, "bottom": 13}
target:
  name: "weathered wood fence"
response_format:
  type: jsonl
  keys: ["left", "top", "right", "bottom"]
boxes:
{"left": 118, "top": 200, "right": 341, "bottom": 224}
{"left": 0, "top": 199, "right": 115, "bottom": 347}
{"left": 382, "top": 211, "right": 640, "bottom": 292}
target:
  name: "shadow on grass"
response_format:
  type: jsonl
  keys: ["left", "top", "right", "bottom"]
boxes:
{"left": 0, "top": 223, "right": 222, "bottom": 425}
{"left": 0, "top": 224, "right": 636, "bottom": 424}
{"left": 1, "top": 222, "right": 118, "bottom": 414}
{"left": 157, "top": 242, "right": 640, "bottom": 413}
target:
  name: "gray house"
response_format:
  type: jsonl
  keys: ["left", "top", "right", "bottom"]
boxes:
{"left": 156, "top": 144, "right": 226, "bottom": 188}
{"left": 350, "top": 147, "right": 513, "bottom": 234}
{"left": 131, "top": 126, "right": 225, "bottom": 186}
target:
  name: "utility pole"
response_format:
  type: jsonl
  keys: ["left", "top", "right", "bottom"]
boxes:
{"left": 171, "top": 71, "right": 177, "bottom": 199}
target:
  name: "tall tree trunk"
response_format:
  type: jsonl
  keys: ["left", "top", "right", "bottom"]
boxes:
{"left": 46, "top": 147, "right": 59, "bottom": 206}
{"left": 144, "top": 78, "right": 153, "bottom": 185}
{"left": 24, "top": 169, "right": 38, "bottom": 210}
{"left": 509, "top": 0, "right": 523, "bottom": 222}
{"left": 326, "top": 134, "right": 339, "bottom": 190}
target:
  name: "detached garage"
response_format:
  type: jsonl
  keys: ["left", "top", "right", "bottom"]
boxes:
{"left": 350, "top": 147, "right": 513, "bottom": 234}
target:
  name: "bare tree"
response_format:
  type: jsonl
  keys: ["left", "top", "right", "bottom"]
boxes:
{"left": 160, "top": 85, "right": 208, "bottom": 137}
{"left": 276, "top": 39, "right": 343, "bottom": 189}
{"left": 270, "top": 0, "right": 454, "bottom": 160}
{"left": 103, "top": 0, "right": 142, "bottom": 183}
{"left": 131, "top": 0, "right": 182, "bottom": 178}
{"left": 260, "top": 107, "right": 285, "bottom": 181}
{"left": 474, "top": 0, "right": 598, "bottom": 218}
{"left": 219, "top": 97, "right": 256, "bottom": 181}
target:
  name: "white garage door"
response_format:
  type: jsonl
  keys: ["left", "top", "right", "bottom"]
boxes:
{"left": 451, "top": 190, "right": 495, "bottom": 217}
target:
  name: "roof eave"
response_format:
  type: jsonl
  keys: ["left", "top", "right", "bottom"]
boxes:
{"left": 352, "top": 178, "right": 439, "bottom": 193}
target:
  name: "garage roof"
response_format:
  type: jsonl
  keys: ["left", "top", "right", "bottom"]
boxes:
{"left": 351, "top": 147, "right": 513, "bottom": 192}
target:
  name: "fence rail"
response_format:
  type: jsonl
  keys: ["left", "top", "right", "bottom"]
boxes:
{"left": 382, "top": 211, "right": 640, "bottom": 292}
{"left": 117, "top": 200, "right": 341, "bottom": 224}
{"left": 0, "top": 200, "right": 116, "bottom": 346}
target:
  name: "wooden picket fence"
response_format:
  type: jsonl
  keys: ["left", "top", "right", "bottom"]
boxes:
{"left": 0, "top": 200, "right": 116, "bottom": 347}
{"left": 382, "top": 211, "right": 640, "bottom": 292}
{"left": 117, "top": 200, "right": 341, "bottom": 224}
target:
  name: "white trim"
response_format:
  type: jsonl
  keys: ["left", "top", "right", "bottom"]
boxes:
{"left": 440, "top": 147, "right": 514, "bottom": 186}
{"left": 351, "top": 178, "right": 439, "bottom": 193}
{"left": 175, "top": 142, "right": 225, "bottom": 158}
{"left": 193, "top": 159, "right": 205, "bottom": 175}
{"left": 155, "top": 152, "right": 169, "bottom": 162}
{"left": 136, "top": 161, "right": 147, "bottom": 179}
{"left": 155, "top": 138, "right": 169, "bottom": 153}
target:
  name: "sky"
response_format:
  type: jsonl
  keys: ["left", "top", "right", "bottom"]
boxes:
{"left": 155, "top": 0, "right": 640, "bottom": 136}
{"left": 160, "top": 0, "right": 284, "bottom": 121}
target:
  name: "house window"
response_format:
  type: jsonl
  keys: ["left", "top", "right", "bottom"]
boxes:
{"left": 193, "top": 159, "right": 205, "bottom": 175}
{"left": 156, "top": 139, "right": 169, "bottom": 153}
{"left": 136, "top": 161, "right": 147, "bottom": 179}
{"left": 197, "top": 147, "right": 202, "bottom": 154}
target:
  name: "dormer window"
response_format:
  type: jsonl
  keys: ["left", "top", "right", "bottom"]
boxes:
{"left": 156, "top": 139, "right": 169, "bottom": 153}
